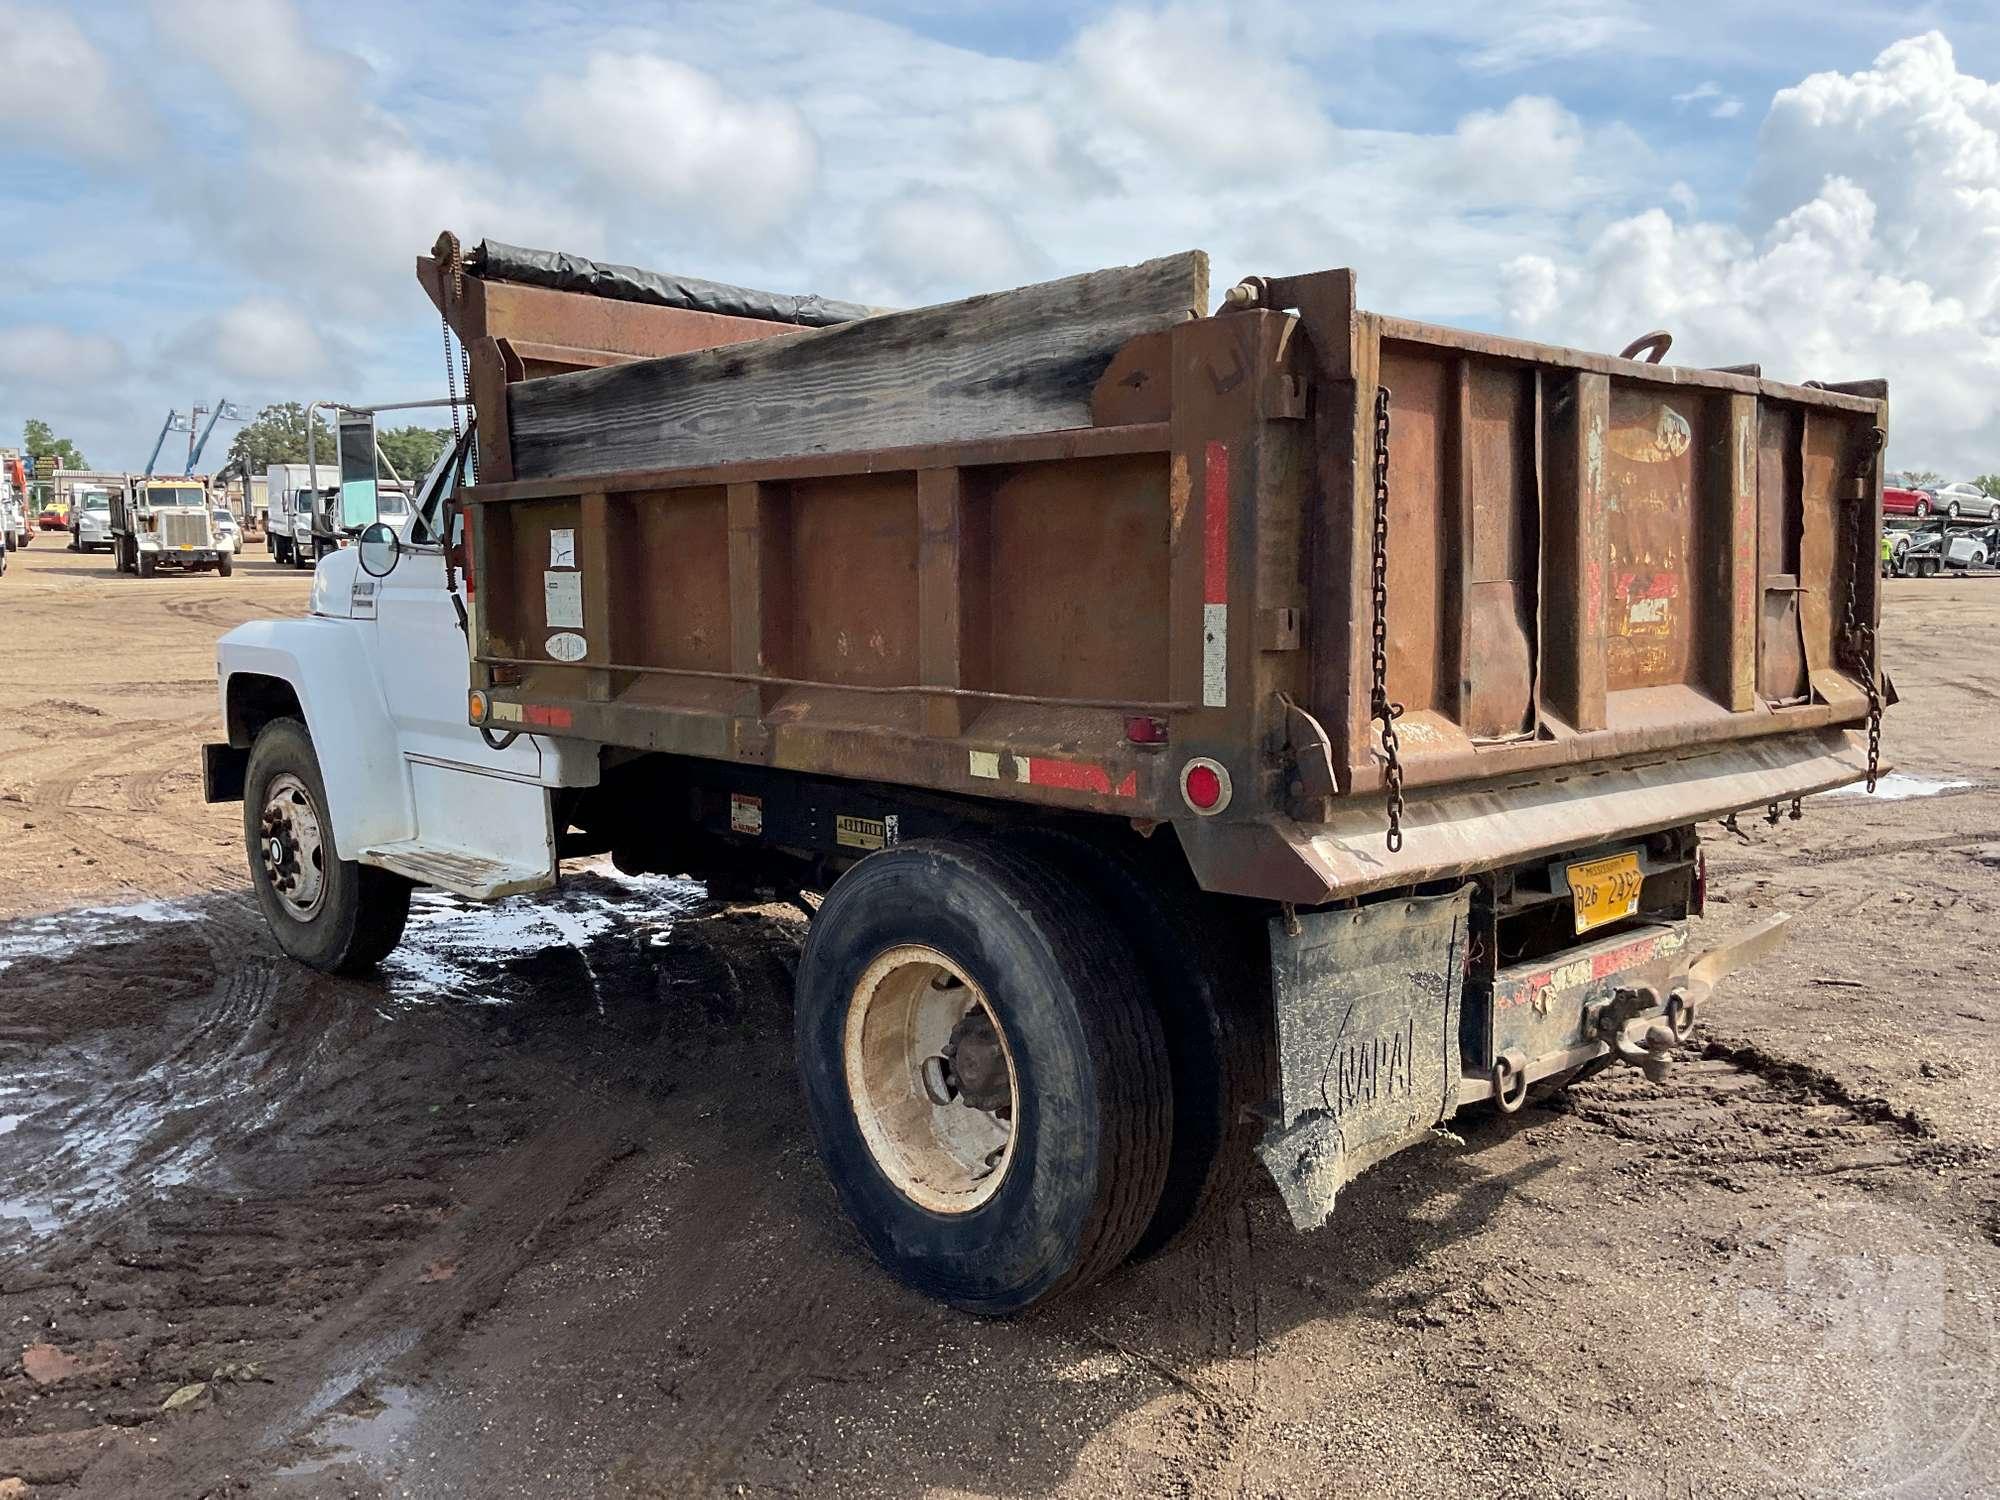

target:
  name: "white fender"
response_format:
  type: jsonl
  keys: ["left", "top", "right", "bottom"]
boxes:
{"left": 218, "top": 616, "right": 416, "bottom": 860}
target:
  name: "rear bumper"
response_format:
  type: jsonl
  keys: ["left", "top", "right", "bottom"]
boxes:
{"left": 1182, "top": 727, "right": 1872, "bottom": 904}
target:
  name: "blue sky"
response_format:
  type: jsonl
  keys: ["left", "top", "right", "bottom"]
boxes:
{"left": 5, "top": 1, "right": 2000, "bottom": 474}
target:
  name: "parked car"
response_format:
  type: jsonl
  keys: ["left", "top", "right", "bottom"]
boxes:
{"left": 37, "top": 507, "right": 66, "bottom": 531}
{"left": 211, "top": 507, "right": 243, "bottom": 555}
{"left": 1884, "top": 484, "right": 1936, "bottom": 517}
{"left": 1931, "top": 481, "right": 1999, "bottom": 522}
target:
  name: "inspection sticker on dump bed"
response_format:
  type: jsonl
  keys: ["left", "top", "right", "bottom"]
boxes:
{"left": 1566, "top": 851, "right": 1643, "bottom": 934}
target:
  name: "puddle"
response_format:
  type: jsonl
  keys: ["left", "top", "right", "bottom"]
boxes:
{"left": 0, "top": 899, "right": 203, "bottom": 971}
{"left": 0, "top": 1194, "right": 61, "bottom": 1236}
{"left": 384, "top": 859, "right": 703, "bottom": 1006}
{"left": 278, "top": 1383, "right": 424, "bottom": 1478}
{"left": 1823, "top": 773, "right": 1973, "bottom": 801}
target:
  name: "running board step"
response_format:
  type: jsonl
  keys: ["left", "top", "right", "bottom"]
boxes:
{"left": 359, "top": 841, "right": 555, "bottom": 900}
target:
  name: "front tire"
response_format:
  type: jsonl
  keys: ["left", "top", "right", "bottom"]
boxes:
{"left": 795, "top": 839, "right": 1172, "bottom": 1314}
{"left": 136, "top": 549, "right": 156, "bottom": 578}
{"left": 216, "top": 553, "right": 233, "bottom": 578}
{"left": 244, "top": 718, "right": 411, "bottom": 974}
{"left": 1915, "top": 498, "right": 1931, "bottom": 517}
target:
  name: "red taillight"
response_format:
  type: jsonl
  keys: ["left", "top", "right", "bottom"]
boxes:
{"left": 1180, "top": 758, "right": 1231, "bottom": 814}
{"left": 1124, "top": 714, "right": 1168, "bottom": 745}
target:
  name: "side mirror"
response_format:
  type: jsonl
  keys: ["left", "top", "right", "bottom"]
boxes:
{"left": 357, "top": 520, "right": 402, "bottom": 578}
{"left": 337, "top": 412, "right": 379, "bottom": 531}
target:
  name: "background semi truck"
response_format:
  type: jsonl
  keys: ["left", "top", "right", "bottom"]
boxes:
{"left": 207, "top": 232, "right": 1889, "bottom": 1313}
{"left": 110, "top": 476, "right": 231, "bottom": 576}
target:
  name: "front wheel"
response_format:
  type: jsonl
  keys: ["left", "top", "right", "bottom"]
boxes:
{"left": 244, "top": 718, "right": 411, "bottom": 974}
{"left": 1915, "top": 499, "right": 1931, "bottom": 517}
{"left": 216, "top": 553, "right": 233, "bottom": 578}
{"left": 795, "top": 839, "right": 1172, "bottom": 1314}
{"left": 136, "top": 549, "right": 156, "bottom": 578}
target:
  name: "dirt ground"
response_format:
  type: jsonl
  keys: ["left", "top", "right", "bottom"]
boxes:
{"left": 1, "top": 536, "right": 1997, "bottom": 1499}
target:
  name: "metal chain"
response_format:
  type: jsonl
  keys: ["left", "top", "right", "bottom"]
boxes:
{"left": 1840, "top": 439, "right": 1884, "bottom": 793}
{"left": 1371, "top": 386, "right": 1405, "bottom": 852}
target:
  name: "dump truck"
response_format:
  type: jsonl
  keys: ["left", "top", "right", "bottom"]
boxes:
{"left": 205, "top": 232, "right": 1890, "bottom": 1313}
{"left": 111, "top": 475, "right": 232, "bottom": 576}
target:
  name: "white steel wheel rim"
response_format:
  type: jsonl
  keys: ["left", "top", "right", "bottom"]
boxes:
{"left": 843, "top": 945, "right": 1020, "bottom": 1215}
{"left": 259, "top": 772, "right": 328, "bottom": 922}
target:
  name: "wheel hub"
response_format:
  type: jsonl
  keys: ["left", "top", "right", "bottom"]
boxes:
{"left": 258, "top": 772, "right": 327, "bottom": 921}
{"left": 844, "top": 946, "right": 1018, "bottom": 1215}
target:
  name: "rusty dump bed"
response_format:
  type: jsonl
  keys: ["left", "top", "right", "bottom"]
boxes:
{"left": 427, "top": 247, "right": 1885, "bottom": 906}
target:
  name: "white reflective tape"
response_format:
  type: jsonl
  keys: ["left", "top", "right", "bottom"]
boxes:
{"left": 1202, "top": 602, "right": 1228, "bottom": 707}
{"left": 968, "top": 750, "right": 1000, "bottom": 779}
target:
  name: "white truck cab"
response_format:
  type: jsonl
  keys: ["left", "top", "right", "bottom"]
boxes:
{"left": 209, "top": 428, "right": 595, "bottom": 971}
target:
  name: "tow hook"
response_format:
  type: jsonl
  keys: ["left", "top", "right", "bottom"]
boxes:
{"left": 1586, "top": 986, "right": 1679, "bottom": 1084}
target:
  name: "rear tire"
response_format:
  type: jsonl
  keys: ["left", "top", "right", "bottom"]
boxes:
{"left": 997, "top": 829, "right": 1266, "bottom": 1261}
{"left": 1946, "top": 500, "right": 1962, "bottom": 519}
{"left": 244, "top": 718, "right": 411, "bottom": 974}
{"left": 795, "top": 838, "right": 1172, "bottom": 1314}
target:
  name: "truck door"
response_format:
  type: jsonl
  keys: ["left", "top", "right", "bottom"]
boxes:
{"left": 368, "top": 438, "right": 543, "bottom": 778}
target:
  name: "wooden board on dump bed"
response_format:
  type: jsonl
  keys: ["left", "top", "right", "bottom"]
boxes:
{"left": 504, "top": 251, "right": 1210, "bottom": 480}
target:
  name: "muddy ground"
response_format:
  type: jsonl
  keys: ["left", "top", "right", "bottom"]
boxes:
{"left": 0, "top": 537, "right": 1997, "bottom": 1499}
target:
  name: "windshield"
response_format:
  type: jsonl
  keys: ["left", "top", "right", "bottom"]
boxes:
{"left": 80, "top": 492, "right": 112, "bottom": 511}
{"left": 411, "top": 429, "right": 473, "bottom": 546}
{"left": 144, "top": 486, "right": 205, "bottom": 507}
{"left": 378, "top": 491, "right": 410, "bottom": 518}
{"left": 212, "top": 509, "right": 234, "bottom": 523}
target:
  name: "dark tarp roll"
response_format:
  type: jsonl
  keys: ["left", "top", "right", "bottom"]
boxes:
{"left": 468, "top": 240, "right": 877, "bottom": 329}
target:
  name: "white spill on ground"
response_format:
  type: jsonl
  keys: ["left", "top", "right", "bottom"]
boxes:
{"left": 0, "top": 898, "right": 202, "bottom": 971}
{"left": 382, "top": 858, "right": 704, "bottom": 1006}
{"left": 1823, "top": 773, "right": 1974, "bottom": 800}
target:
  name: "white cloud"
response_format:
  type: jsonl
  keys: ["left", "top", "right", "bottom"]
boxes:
{"left": 1672, "top": 79, "right": 1745, "bottom": 119}
{"left": 525, "top": 53, "right": 819, "bottom": 238}
{"left": 0, "top": 325, "right": 126, "bottom": 385}
{"left": 184, "top": 297, "right": 331, "bottom": 383}
{"left": 1505, "top": 31, "right": 2000, "bottom": 475}
{"left": 0, "top": 5, "right": 153, "bottom": 161}
{"left": 1442, "top": 96, "right": 1586, "bottom": 204}
{"left": 864, "top": 192, "right": 1043, "bottom": 299}
{"left": 150, "top": 0, "right": 365, "bottom": 122}
{"left": 1069, "top": 4, "right": 1333, "bottom": 179}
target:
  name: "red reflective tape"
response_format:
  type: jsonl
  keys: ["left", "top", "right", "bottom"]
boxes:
{"left": 1024, "top": 758, "right": 1134, "bottom": 797}
{"left": 522, "top": 704, "right": 573, "bottom": 730}
{"left": 1203, "top": 441, "right": 1229, "bottom": 605}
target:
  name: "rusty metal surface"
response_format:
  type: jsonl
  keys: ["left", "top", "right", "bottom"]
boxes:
{"left": 448, "top": 245, "right": 1888, "bottom": 900}
{"left": 1177, "top": 728, "right": 1872, "bottom": 905}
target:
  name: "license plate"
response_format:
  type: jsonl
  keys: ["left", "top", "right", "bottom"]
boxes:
{"left": 1566, "top": 851, "right": 1643, "bottom": 933}
{"left": 178, "top": 544, "right": 192, "bottom": 550}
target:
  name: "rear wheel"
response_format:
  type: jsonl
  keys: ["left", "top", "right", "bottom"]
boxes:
{"left": 795, "top": 838, "right": 1172, "bottom": 1313}
{"left": 244, "top": 718, "right": 411, "bottom": 974}
{"left": 998, "top": 829, "right": 1265, "bottom": 1260}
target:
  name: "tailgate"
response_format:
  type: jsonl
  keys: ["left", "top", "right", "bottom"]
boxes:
{"left": 1317, "top": 307, "right": 1886, "bottom": 796}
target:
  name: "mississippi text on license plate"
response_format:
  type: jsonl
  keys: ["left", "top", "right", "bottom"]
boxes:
{"left": 1567, "top": 851, "right": 1643, "bottom": 933}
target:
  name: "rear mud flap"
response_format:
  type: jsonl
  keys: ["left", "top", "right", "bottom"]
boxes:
{"left": 1256, "top": 886, "right": 1472, "bottom": 1230}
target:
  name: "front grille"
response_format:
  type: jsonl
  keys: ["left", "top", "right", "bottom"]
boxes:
{"left": 159, "top": 510, "right": 212, "bottom": 549}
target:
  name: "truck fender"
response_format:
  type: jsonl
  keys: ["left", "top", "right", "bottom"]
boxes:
{"left": 216, "top": 617, "right": 416, "bottom": 860}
